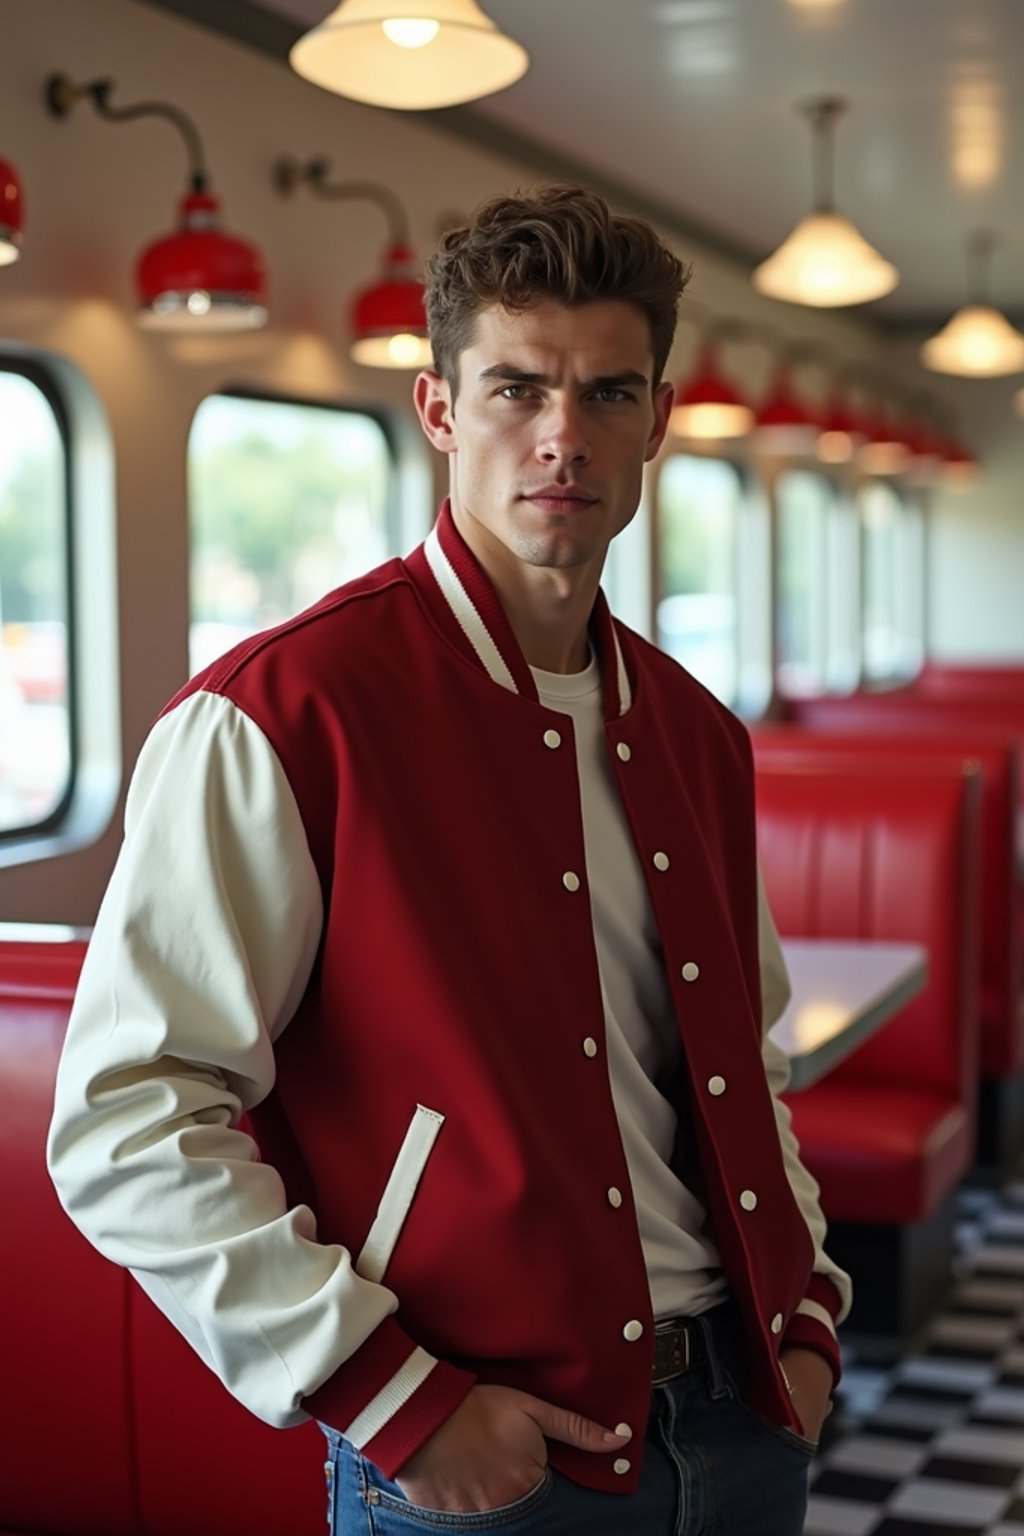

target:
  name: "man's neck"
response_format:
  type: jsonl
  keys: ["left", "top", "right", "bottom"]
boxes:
{"left": 451, "top": 502, "right": 599, "bottom": 675}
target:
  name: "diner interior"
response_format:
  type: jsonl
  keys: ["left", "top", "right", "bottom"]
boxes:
{"left": 3, "top": 2, "right": 1024, "bottom": 1534}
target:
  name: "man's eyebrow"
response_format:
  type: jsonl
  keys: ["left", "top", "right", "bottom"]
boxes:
{"left": 477, "top": 365, "right": 651, "bottom": 388}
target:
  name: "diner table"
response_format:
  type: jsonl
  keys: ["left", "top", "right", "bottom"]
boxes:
{"left": 773, "top": 938, "right": 928, "bottom": 1090}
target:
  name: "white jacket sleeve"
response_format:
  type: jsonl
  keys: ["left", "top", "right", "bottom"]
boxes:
{"left": 757, "top": 869, "right": 853, "bottom": 1335}
{"left": 47, "top": 689, "right": 405, "bottom": 1426}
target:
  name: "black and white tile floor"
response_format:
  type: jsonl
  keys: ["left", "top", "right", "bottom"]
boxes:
{"left": 805, "top": 1181, "right": 1024, "bottom": 1535}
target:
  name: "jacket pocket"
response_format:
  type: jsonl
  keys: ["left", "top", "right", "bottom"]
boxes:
{"left": 356, "top": 1103, "right": 445, "bottom": 1284}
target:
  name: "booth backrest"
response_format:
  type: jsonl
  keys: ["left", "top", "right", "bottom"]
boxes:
{"left": 752, "top": 729, "right": 1021, "bottom": 1077}
{"left": 755, "top": 761, "right": 980, "bottom": 1108}
{"left": 913, "top": 664, "right": 1024, "bottom": 705}
{"left": 785, "top": 694, "right": 1024, "bottom": 798}
{"left": 0, "top": 939, "right": 324, "bottom": 1536}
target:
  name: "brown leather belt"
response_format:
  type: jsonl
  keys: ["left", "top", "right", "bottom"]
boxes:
{"left": 651, "top": 1317, "right": 706, "bottom": 1385}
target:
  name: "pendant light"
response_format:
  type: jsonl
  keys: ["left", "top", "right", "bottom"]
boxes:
{"left": 816, "top": 393, "right": 865, "bottom": 464}
{"left": 290, "top": 0, "right": 529, "bottom": 111}
{"left": 45, "top": 74, "right": 267, "bottom": 330}
{"left": 921, "top": 231, "right": 1024, "bottom": 377}
{"left": 753, "top": 98, "right": 898, "bottom": 307}
{"left": 670, "top": 343, "right": 753, "bottom": 440}
{"left": 856, "top": 411, "right": 910, "bottom": 475}
{"left": 0, "top": 157, "right": 24, "bottom": 266}
{"left": 274, "top": 157, "right": 431, "bottom": 368}
{"left": 751, "top": 367, "right": 821, "bottom": 454}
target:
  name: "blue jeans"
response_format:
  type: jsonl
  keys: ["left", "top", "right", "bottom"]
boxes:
{"left": 320, "top": 1306, "right": 813, "bottom": 1535}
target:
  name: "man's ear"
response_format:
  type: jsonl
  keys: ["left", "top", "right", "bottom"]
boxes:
{"left": 645, "top": 379, "right": 676, "bottom": 463}
{"left": 414, "top": 370, "right": 457, "bottom": 454}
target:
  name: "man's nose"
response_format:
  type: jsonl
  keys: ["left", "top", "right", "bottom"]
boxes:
{"left": 536, "top": 400, "right": 592, "bottom": 464}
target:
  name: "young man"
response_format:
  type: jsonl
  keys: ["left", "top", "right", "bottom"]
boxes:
{"left": 49, "top": 185, "right": 850, "bottom": 1534}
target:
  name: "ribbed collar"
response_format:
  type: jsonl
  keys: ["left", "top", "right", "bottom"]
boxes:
{"left": 403, "top": 500, "right": 632, "bottom": 721}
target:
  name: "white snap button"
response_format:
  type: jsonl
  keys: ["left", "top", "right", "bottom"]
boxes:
{"left": 740, "top": 1189, "right": 758, "bottom": 1212}
{"left": 613, "top": 1459, "right": 631, "bottom": 1475}
{"left": 708, "top": 1075, "right": 726, "bottom": 1096}
{"left": 583, "top": 1037, "right": 598, "bottom": 1058}
{"left": 681, "top": 962, "right": 699, "bottom": 982}
{"left": 615, "top": 1423, "right": 632, "bottom": 1439}
{"left": 623, "top": 1320, "right": 644, "bottom": 1342}
{"left": 653, "top": 851, "right": 670, "bottom": 872}
{"left": 607, "top": 1187, "right": 623, "bottom": 1208}
{"left": 543, "top": 729, "right": 561, "bottom": 750}
{"left": 563, "top": 871, "right": 581, "bottom": 892}
{"left": 771, "top": 1312, "right": 784, "bottom": 1334}
{"left": 616, "top": 742, "right": 632, "bottom": 762}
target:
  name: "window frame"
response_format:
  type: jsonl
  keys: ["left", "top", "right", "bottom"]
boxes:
{"left": 0, "top": 354, "right": 78, "bottom": 843}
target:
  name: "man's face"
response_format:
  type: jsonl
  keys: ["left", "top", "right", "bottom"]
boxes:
{"left": 415, "top": 299, "right": 674, "bottom": 582}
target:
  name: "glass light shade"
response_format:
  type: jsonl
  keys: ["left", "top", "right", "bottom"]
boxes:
{"left": 921, "top": 304, "right": 1024, "bottom": 377}
{"left": 752, "top": 212, "right": 898, "bottom": 307}
{"left": 670, "top": 362, "right": 753, "bottom": 440}
{"left": 0, "top": 156, "right": 24, "bottom": 266}
{"left": 136, "top": 192, "right": 268, "bottom": 332}
{"left": 290, "top": 0, "right": 529, "bottom": 110}
{"left": 350, "top": 244, "right": 432, "bottom": 369}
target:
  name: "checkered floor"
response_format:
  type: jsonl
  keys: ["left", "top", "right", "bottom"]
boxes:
{"left": 805, "top": 1180, "right": 1024, "bottom": 1535}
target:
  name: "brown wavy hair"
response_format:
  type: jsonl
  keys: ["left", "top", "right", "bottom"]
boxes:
{"left": 424, "top": 184, "right": 690, "bottom": 398}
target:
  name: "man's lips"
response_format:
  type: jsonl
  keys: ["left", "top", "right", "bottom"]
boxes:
{"left": 522, "top": 488, "right": 599, "bottom": 509}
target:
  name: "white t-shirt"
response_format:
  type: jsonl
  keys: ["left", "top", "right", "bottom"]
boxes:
{"left": 532, "top": 652, "right": 732, "bottom": 1319}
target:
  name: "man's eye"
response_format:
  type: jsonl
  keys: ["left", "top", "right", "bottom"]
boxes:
{"left": 499, "top": 384, "right": 530, "bottom": 399}
{"left": 595, "top": 387, "right": 630, "bottom": 403}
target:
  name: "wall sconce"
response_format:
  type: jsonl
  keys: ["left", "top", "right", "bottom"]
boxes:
{"left": 669, "top": 321, "right": 754, "bottom": 440}
{"left": 45, "top": 73, "right": 267, "bottom": 331}
{"left": 921, "top": 231, "right": 1024, "bottom": 377}
{"left": 751, "top": 365, "right": 822, "bottom": 454}
{"left": 0, "top": 157, "right": 24, "bottom": 266}
{"left": 274, "top": 156, "right": 431, "bottom": 369}
{"left": 290, "top": 0, "right": 528, "bottom": 111}
{"left": 938, "top": 436, "right": 980, "bottom": 491}
{"left": 855, "top": 409, "right": 911, "bottom": 476}
{"left": 816, "top": 392, "right": 865, "bottom": 464}
{"left": 752, "top": 98, "right": 898, "bottom": 307}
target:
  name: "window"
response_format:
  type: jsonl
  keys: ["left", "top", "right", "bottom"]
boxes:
{"left": 860, "top": 480, "right": 925, "bottom": 683}
{"left": 655, "top": 454, "right": 742, "bottom": 706}
{"left": 188, "top": 394, "right": 396, "bottom": 674}
{"left": 775, "top": 470, "right": 858, "bottom": 697}
{"left": 0, "top": 366, "right": 73, "bottom": 836}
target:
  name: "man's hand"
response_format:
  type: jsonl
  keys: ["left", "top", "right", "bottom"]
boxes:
{"left": 779, "top": 1347, "right": 833, "bottom": 1445}
{"left": 395, "top": 1383, "right": 629, "bottom": 1513}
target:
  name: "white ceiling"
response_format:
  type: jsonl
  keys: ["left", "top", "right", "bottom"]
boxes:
{"left": 235, "top": 0, "right": 1024, "bottom": 324}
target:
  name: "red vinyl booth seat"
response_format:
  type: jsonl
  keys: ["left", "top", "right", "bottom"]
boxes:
{"left": 755, "top": 763, "right": 980, "bottom": 1227}
{"left": 0, "top": 939, "right": 325, "bottom": 1536}
{"left": 752, "top": 729, "right": 1021, "bottom": 1078}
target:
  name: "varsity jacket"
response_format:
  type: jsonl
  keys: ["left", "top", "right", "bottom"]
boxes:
{"left": 48, "top": 501, "right": 851, "bottom": 1496}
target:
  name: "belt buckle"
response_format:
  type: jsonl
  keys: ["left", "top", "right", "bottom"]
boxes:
{"left": 654, "top": 1319, "right": 691, "bottom": 1383}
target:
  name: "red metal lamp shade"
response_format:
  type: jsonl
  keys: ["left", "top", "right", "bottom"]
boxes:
{"left": 670, "top": 348, "right": 753, "bottom": 439}
{"left": 350, "top": 243, "right": 431, "bottom": 368}
{"left": 939, "top": 436, "right": 980, "bottom": 491}
{"left": 856, "top": 413, "right": 910, "bottom": 475}
{"left": 752, "top": 370, "right": 821, "bottom": 454}
{"left": 0, "top": 157, "right": 24, "bottom": 266}
{"left": 816, "top": 395, "right": 865, "bottom": 464}
{"left": 136, "top": 190, "right": 267, "bottom": 331}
